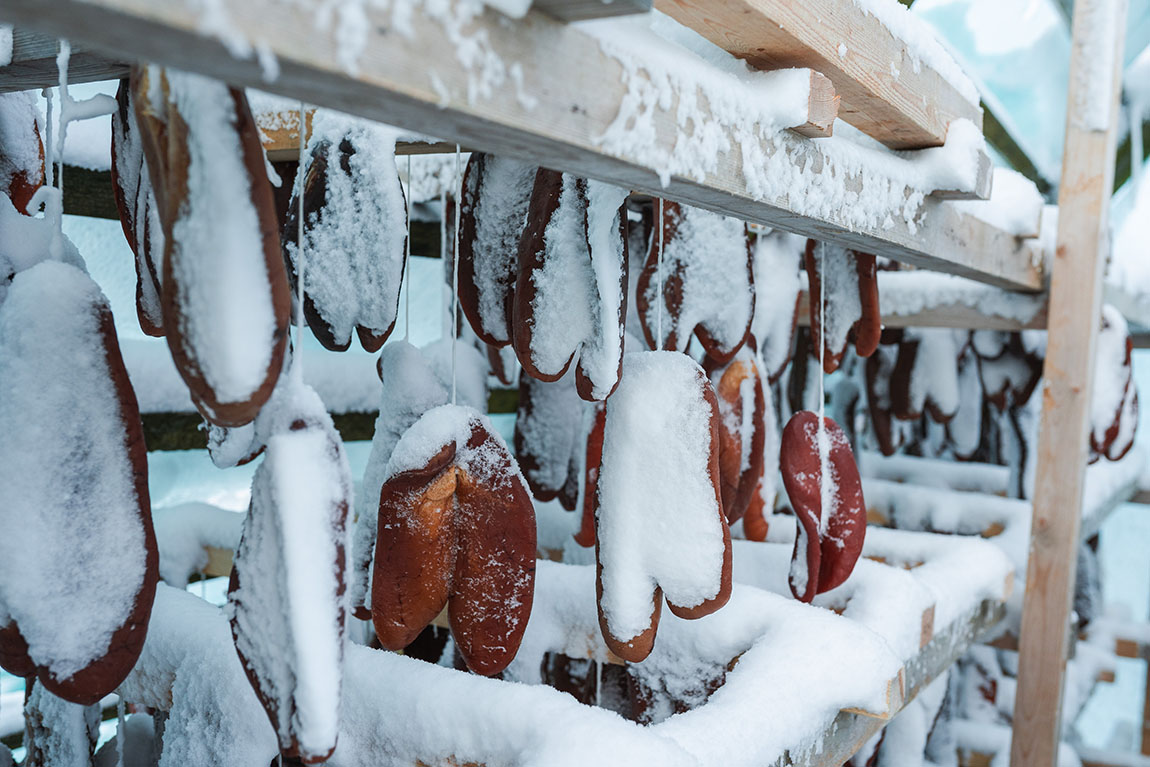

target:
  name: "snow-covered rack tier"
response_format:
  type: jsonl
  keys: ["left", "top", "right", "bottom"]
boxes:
{"left": 134, "top": 510, "right": 1010, "bottom": 767}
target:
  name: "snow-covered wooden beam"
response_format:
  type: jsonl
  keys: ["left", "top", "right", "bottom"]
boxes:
{"left": 1011, "top": 0, "right": 1129, "bottom": 760}
{"left": 0, "top": 0, "right": 1043, "bottom": 291}
{"left": 0, "top": 27, "right": 126, "bottom": 92}
{"left": 654, "top": 0, "right": 984, "bottom": 151}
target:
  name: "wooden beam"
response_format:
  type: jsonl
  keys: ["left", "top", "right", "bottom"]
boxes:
{"left": 791, "top": 70, "right": 839, "bottom": 139}
{"left": 796, "top": 286, "right": 1048, "bottom": 331}
{"left": 0, "top": 27, "right": 126, "bottom": 92}
{"left": 653, "top": 0, "right": 983, "bottom": 151}
{"left": 0, "top": 0, "right": 1043, "bottom": 291}
{"left": 533, "top": 0, "right": 652, "bottom": 21}
{"left": 1010, "top": 0, "right": 1128, "bottom": 763}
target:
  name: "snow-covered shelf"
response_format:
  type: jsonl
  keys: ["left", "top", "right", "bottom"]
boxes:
{"left": 654, "top": 0, "right": 983, "bottom": 153}
{"left": 0, "top": 27, "right": 126, "bottom": 93}
{"left": 0, "top": 0, "right": 1043, "bottom": 291}
{"left": 119, "top": 525, "right": 1011, "bottom": 767}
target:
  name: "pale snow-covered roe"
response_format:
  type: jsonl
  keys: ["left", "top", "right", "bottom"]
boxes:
{"left": 287, "top": 110, "right": 407, "bottom": 347}
{"left": 228, "top": 381, "right": 351, "bottom": 757}
{"left": 648, "top": 204, "right": 752, "bottom": 354}
{"left": 384, "top": 403, "right": 524, "bottom": 488}
{"left": 750, "top": 230, "right": 804, "bottom": 376}
{"left": 0, "top": 261, "right": 146, "bottom": 679}
{"left": 596, "top": 351, "right": 727, "bottom": 642}
{"left": 164, "top": 70, "right": 276, "bottom": 403}
{"left": 905, "top": 328, "right": 963, "bottom": 417}
{"left": 1092, "top": 305, "right": 1132, "bottom": 448}
{"left": 809, "top": 240, "right": 861, "bottom": 358}
{"left": 580, "top": 180, "right": 629, "bottom": 398}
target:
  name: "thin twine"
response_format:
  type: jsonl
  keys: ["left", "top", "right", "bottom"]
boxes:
{"left": 115, "top": 696, "right": 125, "bottom": 767}
{"left": 43, "top": 86, "right": 53, "bottom": 189}
{"left": 403, "top": 152, "right": 412, "bottom": 342}
{"left": 656, "top": 198, "right": 664, "bottom": 351}
{"left": 451, "top": 145, "right": 461, "bottom": 406}
{"left": 294, "top": 100, "right": 307, "bottom": 383}
{"left": 54, "top": 40, "right": 71, "bottom": 198}
{"left": 816, "top": 245, "right": 831, "bottom": 536}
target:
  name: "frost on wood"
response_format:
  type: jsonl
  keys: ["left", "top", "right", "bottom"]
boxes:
{"left": 0, "top": 261, "right": 158, "bottom": 705}
{"left": 1090, "top": 305, "right": 1139, "bottom": 463}
{"left": 283, "top": 110, "right": 408, "bottom": 352}
{"left": 457, "top": 152, "right": 536, "bottom": 347}
{"left": 110, "top": 78, "right": 165, "bottom": 338}
{"left": 515, "top": 368, "right": 586, "bottom": 511}
{"left": 228, "top": 380, "right": 352, "bottom": 763}
{"left": 750, "top": 230, "right": 804, "bottom": 383}
{"left": 637, "top": 200, "right": 753, "bottom": 364}
{"left": 372, "top": 405, "right": 536, "bottom": 675}
{"left": 781, "top": 412, "right": 866, "bottom": 602}
{"left": 350, "top": 339, "right": 487, "bottom": 618}
{"left": 705, "top": 347, "right": 767, "bottom": 524}
{"left": 133, "top": 66, "right": 290, "bottom": 427}
{"left": 513, "top": 170, "right": 630, "bottom": 401}
{"left": 0, "top": 91, "right": 44, "bottom": 216}
{"left": 595, "top": 351, "right": 732, "bottom": 662}
{"left": 805, "top": 239, "right": 881, "bottom": 373}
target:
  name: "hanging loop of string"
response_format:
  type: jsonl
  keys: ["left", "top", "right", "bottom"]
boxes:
{"left": 451, "top": 145, "right": 461, "bottom": 406}
{"left": 656, "top": 198, "right": 664, "bottom": 351}
{"left": 404, "top": 152, "right": 412, "bottom": 342}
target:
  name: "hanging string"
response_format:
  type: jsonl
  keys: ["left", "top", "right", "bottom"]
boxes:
{"left": 451, "top": 145, "right": 461, "bottom": 406}
{"left": 439, "top": 187, "right": 448, "bottom": 337}
{"left": 43, "top": 86, "right": 54, "bottom": 190}
{"left": 656, "top": 198, "right": 664, "bottom": 351}
{"left": 816, "top": 245, "right": 831, "bottom": 537}
{"left": 293, "top": 100, "right": 307, "bottom": 383}
{"left": 116, "top": 695, "right": 126, "bottom": 767}
{"left": 54, "top": 40, "right": 71, "bottom": 198}
{"left": 403, "top": 152, "right": 412, "bottom": 342}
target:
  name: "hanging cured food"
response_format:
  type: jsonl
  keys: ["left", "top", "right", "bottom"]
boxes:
{"left": 283, "top": 111, "right": 408, "bottom": 352}
{"left": 594, "top": 351, "right": 732, "bottom": 662}
{"left": 804, "top": 240, "right": 881, "bottom": 373}
{"left": 750, "top": 230, "right": 804, "bottom": 383}
{"left": 228, "top": 380, "right": 352, "bottom": 763}
{"left": 457, "top": 152, "right": 536, "bottom": 347}
{"left": 574, "top": 401, "right": 606, "bottom": 548}
{"left": 889, "top": 329, "right": 962, "bottom": 423}
{"left": 110, "top": 78, "right": 165, "bottom": 337}
{"left": 0, "top": 90, "right": 45, "bottom": 215}
{"left": 513, "top": 170, "right": 630, "bottom": 401}
{"left": 372, "top": 405, "right": 536, "bottom": 676}
{"left": 133, "top": 66, "right": 291, "bottom": 427}
{"left": 637, "top": 200, "right": 754, "bottom": 365}
{"left": 780, "top": 411, "right": 866, "bottom": 602}
{"left": 1090, "top": 306, "right": 1139, "bottom": 462}
{"left": 704, "top": 347, "right": 767, "bottom": 524}
{"left": 973, "top": 332, "right": 1043, "bottom": 410}
{"left": 514, "top": 369, "right": 585, "bottom": 511}
{"left": 0, "top": 261, "right": 158, "bottom": 705}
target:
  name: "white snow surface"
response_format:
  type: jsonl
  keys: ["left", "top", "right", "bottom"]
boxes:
{"left": 877, "top": 269, "right": 1047, "bottom": 323}
{"left": 750, "top": 230, "right": 804, "bottom": 376}
{"left": 161, "top": 69, "right": 277, "bottom": 404}
{"left": 153, "top": 503, "right": 244, "bottom": 587}
{"left": 596, "top": 351, "right": 727, "bottom": 642}
{"left": 1092, "top": 305, "right": 1132, "bottom": 449}
{"left": 0, "top": 91, "right": 42, "bottom": 197}
{"left": 904, "top": 328, "right": 963, "bottom": 417}
{"left": 950, "top": 167, "right": 1045, "bottom": 235}
{"left": 288, "top": 110, "right": 407, "bottom": 347}
{"left": 0, "top": 261, "right": 147, "bottom": 680}
{"left": 384, "top": 403, "right": 523, "bottom": 485}
{"left": 228, "top": 379, "right": 351, "bottom": 758}
{"left": 809, "top": 240, "right": 861, "bottom": 358}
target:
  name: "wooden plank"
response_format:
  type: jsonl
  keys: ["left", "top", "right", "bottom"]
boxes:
{"left": 791, "top": 70, "right": 839, "bottom": 139}
{"left": 0, "top": 0, "right": 1043, "bottom": 291}
{"left": 653, "top": 0, "right": 982, "bottom": 151}
{"left": 1009, "top": 0, "right": 1128, "bottom": 763}
{"left": 533, "top": 0, "right": 652, "bottom": 21}
{"left": 795, "top": 287, "right": 1048, "bottom": 330}
{"left": 0, "top": 27, "right": 126, "bottom": 92}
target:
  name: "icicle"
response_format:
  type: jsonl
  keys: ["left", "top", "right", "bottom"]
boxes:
{"left": 404, "top": 152, "right": 412, "bottom": 342}
{"left": 116, "top": 695, "right": 126, "bottom": 767}
{"left": 451, "top": 144, "right": 461, "bottom": 406}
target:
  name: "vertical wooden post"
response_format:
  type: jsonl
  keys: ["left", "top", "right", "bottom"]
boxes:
{"left": 1010, "top": 0, "right": 1128, "bottom": 764}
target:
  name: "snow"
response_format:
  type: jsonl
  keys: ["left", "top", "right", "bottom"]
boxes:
{"left": 901, "top": 328, "right": 963, "bottom": 419}
{"left": 515, "top": 368, "right": 586, "bottom": 507}
{"left": 228, "top": 380, "right": 351, "bottom": 760}
{"left": 1092, "top": 305, "right": 1135, "bottom": 457}
{"left": 0, "top": 91, "right": 43, "bottom": 210}
{"left": 0, "top": 26, "right": 11, "bottom": 67}
{"left": 750, "top": 230, "right": 804, "bottom": 380}
{"left": 1072, "top": 0, "right": 1121, "bottom": 132}
{"left": 595, "top": 351, "right": 729, "bottom": 645}
{"left": 22, "top": 682, "right": 100, "bottom": 767}
{"left": 809, "top": 240, "right": 863, "bottom": 363}
{"left": 0, "top": 261, "right": 149, "bottom": 681}
{"left": 160, "top": 69, "right": 281, "bottom": 407}
{"left": 643, "top": 202, "right": 753, "bottom": 360}
{"left": 877, "top": 269, "right": 1046, "bottom": 324}
{"left": 153, "top": 503, "right": 244, "bottom": 588}
{"left": 286, "top": 110, "right": 407, "bottom": 350}
{"left": 950, "top": 167, "right": 1045, "bottom": 235}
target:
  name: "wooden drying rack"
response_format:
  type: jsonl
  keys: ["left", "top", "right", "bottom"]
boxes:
{"left": 0, "top": 0, "right": 1133, "bottom": 764}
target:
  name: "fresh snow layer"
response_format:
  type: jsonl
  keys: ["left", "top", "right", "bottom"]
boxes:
{"left": 596, "top": 351, "right": 727, "bottom": 642}
{"left": 750, "top": 230, "right": 804, "bottom": 377}
{"left": 877, "top": 269, "right": 1046, "bottom": 323}
{"left": 950, "top": 167, "right": 1044, "bottom": 235}
{"left": 153, "top": 503, "right": 244, "bottom": 587}
{"left": 0, "top": 261, "right": 146, "bottom": 679}
{"left": 162, "top": 70, "right": 276, "bottom": 404}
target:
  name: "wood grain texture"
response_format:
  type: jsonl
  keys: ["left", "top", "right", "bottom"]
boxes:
{"left": 653, "top": 0, "right": 982, "bottom": 150}
{"left": 1009, "top": 0, "right": 1128, "bottom": 764}
{"left": 0, "top": 27, "right": 127, "bottom": 92}
{"left": 534, "top": 0, "right": 652, "bottom": 21}
{"left": 0, "top": 0, "right": 1041, "bottom": 290}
